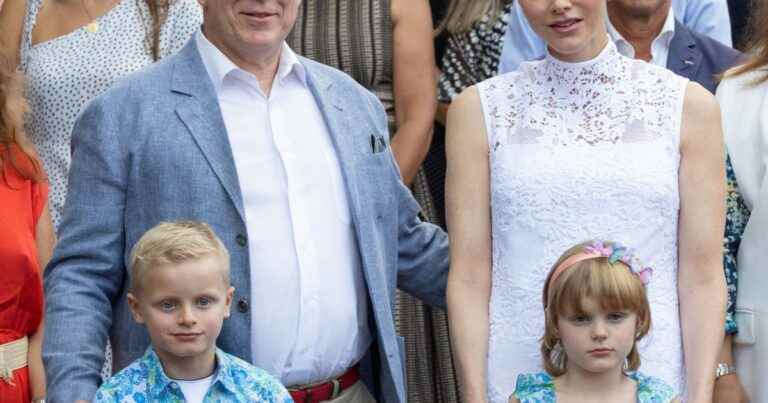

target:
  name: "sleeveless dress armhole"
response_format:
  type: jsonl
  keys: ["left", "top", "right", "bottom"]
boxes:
{"left": 19, "top": 0, "right": 42, "bottom": 70}
{"left": 632, "top": 372, "right": 678, "bottom": 403}
{"left": 477, "top": 81, "right": 501, "bottom": 152}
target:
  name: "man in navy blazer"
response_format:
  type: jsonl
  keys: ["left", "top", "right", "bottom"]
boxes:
{"left": 607, "top": 1, "right": 746, "bottom": 402}
{"left": 607, "top": 0, "right": 742, "bottom": 94}
{"left": 42, "top": 1, "right": 448, "bottom": 402}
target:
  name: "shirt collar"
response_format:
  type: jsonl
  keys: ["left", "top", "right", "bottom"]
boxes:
{"left": 143, "top": 347, "right": 237, "bottom": 399}
{"left": 195, "top": 29, "right": 307, "bottom": 95}
{"left": 606, "top": 7, "right": 676, "bottom": 54}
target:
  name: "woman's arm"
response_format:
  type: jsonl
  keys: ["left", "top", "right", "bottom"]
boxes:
{"left": 29, "top": 205, "right": 54, "bottom": 400}
{"left": 28, "top": 318, "right": 45, "bottom": 400}
{"left": 390, "top": 0, "right": 437, "bottom": 185}
{"left": 446, "top": 86, "right": 492, "bottom": 403}
{"left": 0, "top": 0, "right": 26, "bottom": 66}
{"left": 36, "top": 203, "right": 55, "bottom": 269}
{"left": 677, "top": 82, "right": 728, "bottom": 403}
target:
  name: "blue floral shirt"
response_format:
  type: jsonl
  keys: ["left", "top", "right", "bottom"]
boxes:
{"left": 94, "top": 347, "right": 293, "bottom": 402}
{"left": 512, "top": 371, "right": 677, "bottom": 402}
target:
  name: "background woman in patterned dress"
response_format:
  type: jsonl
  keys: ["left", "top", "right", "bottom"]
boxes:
{"left": 0, "top": 0, "right": 201, "bottom": 230}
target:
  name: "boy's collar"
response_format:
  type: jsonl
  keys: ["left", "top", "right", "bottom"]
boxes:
{"left": 143, "top": 347, "right": 237, "bottom": 398}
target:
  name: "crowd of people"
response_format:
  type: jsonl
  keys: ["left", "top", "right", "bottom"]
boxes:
{"left": 0, "top": 0, "right": 765, "bottom": 402}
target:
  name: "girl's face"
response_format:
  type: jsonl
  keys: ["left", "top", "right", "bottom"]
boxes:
{"left": 557, "top": 296, "right": 637, "bottom": 375}
{"left": 518, "top": 0, "right": 609, "bottom": 63}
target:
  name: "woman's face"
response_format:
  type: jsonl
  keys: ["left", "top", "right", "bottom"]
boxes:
{"left": 518, "top": 0, "right": 609, "bottom": 63}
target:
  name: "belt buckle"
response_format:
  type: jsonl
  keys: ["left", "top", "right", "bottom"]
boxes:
{"left": 331, "top": 379, "right": 342, "bottom": 398}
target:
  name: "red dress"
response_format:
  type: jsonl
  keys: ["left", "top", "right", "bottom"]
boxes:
{"left": 0, "top": 146, "right": 47, "bottom": 402}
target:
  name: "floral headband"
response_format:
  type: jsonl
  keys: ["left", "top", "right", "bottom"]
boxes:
{"left": 547, "top": 241, "right": 654, "bottom": 292}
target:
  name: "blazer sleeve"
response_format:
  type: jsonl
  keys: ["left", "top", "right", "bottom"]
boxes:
{"left": 365, "top": 92, "right": 450, "bottom": 309}
{"left": 43, "top": 92, "right": 130, "bottom": 402}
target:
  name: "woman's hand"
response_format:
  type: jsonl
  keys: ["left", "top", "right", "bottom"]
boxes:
{"left": 714, "top": 374, "right": 749, "bottom": 403}
{"left": 714, "top": 335, "right": 749, "bottom": 403}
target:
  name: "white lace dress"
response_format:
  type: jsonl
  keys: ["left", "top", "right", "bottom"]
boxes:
{"left": 477, "top": 41, "right": 688, "bottom": 402}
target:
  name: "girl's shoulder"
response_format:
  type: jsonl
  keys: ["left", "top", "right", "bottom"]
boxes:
{"left": 512, "top": 372, "right": 556, "bottom": 402}
{"left": 629, "top": 372, "right": 678, "bottom": 402}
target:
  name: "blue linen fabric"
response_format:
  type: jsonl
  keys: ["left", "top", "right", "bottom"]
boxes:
{"left": 498, "top": 0, "right": 733, "bottom": 74}
{"left": 512, "top": 371, "right": 677, "bottom": 403}
{"left": 93, "top": 348, "right": 293, "bottom": 402}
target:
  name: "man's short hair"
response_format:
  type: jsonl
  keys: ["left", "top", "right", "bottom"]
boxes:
{"left": 128, "top": 221, "right": 230, "bottom": 294}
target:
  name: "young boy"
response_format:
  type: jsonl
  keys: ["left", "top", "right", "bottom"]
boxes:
{"left": 93, "top": 221, "right": 292, "bottom": 402}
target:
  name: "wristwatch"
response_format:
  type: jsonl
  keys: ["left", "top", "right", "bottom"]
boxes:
{"left": 716, "top": 362, "right": 737, "bottom": 378}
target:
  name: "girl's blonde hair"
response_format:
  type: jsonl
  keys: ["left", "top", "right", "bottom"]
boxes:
{"left": 437, "top": 0, "right": 504, "bottom": 34}
{"left": 540, "top": 241, "right": 652, "bottom": 377}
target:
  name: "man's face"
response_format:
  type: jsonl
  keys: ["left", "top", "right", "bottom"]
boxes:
{"left": 609, "top": 0, "right": 669, "bottom": 19}
{"left": 199, "top": 0, "right": 301, "bottom": 60}
{"left": 128, "top": 256, "right": 234, "bottom": 369}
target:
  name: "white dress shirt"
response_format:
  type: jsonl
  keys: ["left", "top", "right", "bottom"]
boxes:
{"left": 195, "top": 31, "right": 371, "bottom": 386}
{"left": 607, "top": 8, "right": 677, "bottom": 68}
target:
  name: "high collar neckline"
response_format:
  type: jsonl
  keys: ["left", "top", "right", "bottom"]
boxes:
{"left": 544, "top": 38, "right": 618, "bottom": 70}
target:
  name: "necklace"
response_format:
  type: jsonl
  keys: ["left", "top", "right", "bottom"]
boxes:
{"left": 80, "top": 0, "right": 99, "bottom": 33}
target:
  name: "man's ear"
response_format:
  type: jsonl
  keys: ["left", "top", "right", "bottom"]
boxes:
{"left": 127, "top": 293, "right": 146, "bottom": 324}
{"left": 223, "top": 286, "right": 235, "bottom": 318}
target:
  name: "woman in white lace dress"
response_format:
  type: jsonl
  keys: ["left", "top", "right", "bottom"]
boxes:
{"left": 445, "top": 1, "right": 726, "bottom": 402}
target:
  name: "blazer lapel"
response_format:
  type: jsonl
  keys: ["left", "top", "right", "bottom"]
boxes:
{"left": 667, "top": 20, "right": 703, "bottom": 81}
{"left": 302, "top": 61, "right": 388, "bottom": 291}
{"left": 303, "top": 62, "right": 363, "bottom": 220}
{"left": 171, "top": 41, "right": 246, "bottom": 223}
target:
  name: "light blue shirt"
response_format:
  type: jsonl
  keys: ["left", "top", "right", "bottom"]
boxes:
{"left": 93, "top": 347, "right": 293, "bottom": 402}
{"left": 498, "top": 0, "right": 732, "bottom": 74}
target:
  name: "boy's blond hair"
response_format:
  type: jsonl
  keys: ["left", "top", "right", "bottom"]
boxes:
{"left": 129, "top": 221, "right": 230, "bottom": 294}
{"left": 540, "top": 241, "right": 652, "bottom": 377}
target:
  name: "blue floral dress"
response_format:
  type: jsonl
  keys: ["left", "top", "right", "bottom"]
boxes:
{"left": 512, "top": 372, "right": 676, "bottom": 403}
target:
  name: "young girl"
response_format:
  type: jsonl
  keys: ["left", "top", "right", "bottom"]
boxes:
{"left": 0, "top": 53, "right": 54, "bottom": 402}
{"left": 509, "top": 241, "right": 678, "bottom": 403}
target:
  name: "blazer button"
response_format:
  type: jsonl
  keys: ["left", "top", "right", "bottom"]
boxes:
{"left": 236, "top": 234, "right": 247, "bottom": 247}
{"left": 237, "top": 298, "right": 249, "bottom": 313}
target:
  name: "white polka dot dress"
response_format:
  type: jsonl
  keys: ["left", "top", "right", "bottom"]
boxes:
{"left": 21, "top": 0, "right": 202, "bottom": 229}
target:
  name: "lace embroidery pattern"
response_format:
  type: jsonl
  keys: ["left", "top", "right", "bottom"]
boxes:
{"left": 478, "top": 42, "right": 688, "bottom": 403}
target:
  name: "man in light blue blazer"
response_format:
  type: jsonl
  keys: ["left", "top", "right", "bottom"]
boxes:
{"left": 42, "top": 1, "right": 448, "bottom": 402}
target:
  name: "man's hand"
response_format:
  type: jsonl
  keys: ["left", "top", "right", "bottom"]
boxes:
{"left": 714, "top": 374, "right": 749, "bottom": 403}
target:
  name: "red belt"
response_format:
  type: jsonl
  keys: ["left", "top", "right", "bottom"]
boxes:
{"left": 288, "top": 365, "right": 360, "bottom": 403}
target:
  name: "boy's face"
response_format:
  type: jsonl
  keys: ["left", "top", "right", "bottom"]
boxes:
{"left": 128, "top": 255, "right": 234, "bottom": 370}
